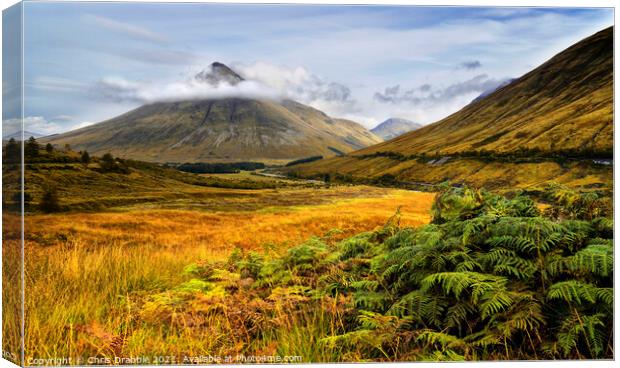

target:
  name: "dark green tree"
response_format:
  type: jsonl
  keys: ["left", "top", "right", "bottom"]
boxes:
{"left": 45, "top": 143, "right": 54, "bottom": 153}
{"left": 40, "top": 186, "right": 60, "bottom": 213}
{"left": 4, "top": 138, "right": 20, "bottom": 163}
{"left": 100, "top": 153, "right": 116, "bottom": 171}
{"left": 81, "top": 150, "right": 91, "bottom": 165}
{"left": 24, "top": 136, "right": 39, "bottom": 158}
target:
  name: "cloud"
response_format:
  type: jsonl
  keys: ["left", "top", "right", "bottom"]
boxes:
{"left": 374, "top": 74, "right": 510, "bottom": 106}
{"left": 233, "top": 62, "right": 356, "bottom": 105}
{"left": 70, "top": 121, "right": 95, "bottom": 130}
{"left": 51, "top": 115, "right": 74, "bottom": 122}
{"left": 460, "top": 60, "right": 482, "bottom": 70}
{"left": 89, "top": 61, "right": 359, "bottom": 118}
{"left": 90, "top": 73, "right": 281, "bottom": 105}
{"left": 85, "top": 15, "right": 168, "bottom": 44}
{"left": 29, "top": 77, "right": 88, "bottom": 93}
{"left": 115, "top": 48, "right": 198, "bottom": 66}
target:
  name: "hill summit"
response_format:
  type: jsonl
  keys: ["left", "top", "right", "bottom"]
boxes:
{"left": 195, "top": 62, "right": 244, "bottom": 86}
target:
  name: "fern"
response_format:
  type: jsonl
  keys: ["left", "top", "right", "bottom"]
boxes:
{"left": 546, "top": 280, "right": 597, "bottom": 304}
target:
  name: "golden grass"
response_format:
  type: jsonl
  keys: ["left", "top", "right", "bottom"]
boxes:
{"left": 12, "top": 186, "right": 434, "bottom": 362}
{"left": 291, "top": 156, "right": 612, "bottom": 191}
{"left": 200, "top": 170, "right": 298, "bottom": 184}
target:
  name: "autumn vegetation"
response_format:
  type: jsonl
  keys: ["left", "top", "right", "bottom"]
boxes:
{"left": 2, "top": 139, "right": 613, "bottom": 363}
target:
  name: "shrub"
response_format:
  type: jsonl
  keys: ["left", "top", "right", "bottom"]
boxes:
{"left": 40, "top": 186, "right": 61, "bottom": 213}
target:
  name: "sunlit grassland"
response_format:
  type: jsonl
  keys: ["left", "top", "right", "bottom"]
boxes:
{"left": 200, "top": 170, "right": 299, "bottom": 183}
{"left": 18, "top": 186, "right": 434, "bottom": 362}
{"left": 289, "top": 156, "right": 612, "bottom": 191}
{"left": 2, "top": 214, "right": 22, "bottom": 365}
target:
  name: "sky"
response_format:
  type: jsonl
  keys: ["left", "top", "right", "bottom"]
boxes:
{"left": 2, "top": 2, "right": 614, "bottom": 136}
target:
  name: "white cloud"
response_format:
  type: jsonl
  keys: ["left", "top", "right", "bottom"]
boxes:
{"left": 71, "top": 121, "right": 95, "bottom": 130}
{"left": 91, "top": 74, "right": 281, "bottom": 104}
{"left": 85, "top": 14, "right": 168, "bottom": 44}
{"left": 90, "top": 61, "right": 359, "bottom": 111}
{"left": 233, "top": 61, "right": 357, "bottom": 105}
{"left": 29, "top": 76, "right": 89, "bottom": 93}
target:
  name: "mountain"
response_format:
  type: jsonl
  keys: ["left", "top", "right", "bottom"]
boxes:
{"left": 286, "top": 27, "right": 613, "bottom": 189}
{"left": 43, "top": 63, "right": 382, "bottom": 163}
{"left": 3, "top": 130, "right": 45, "bottom": 140}
{"left": 371, "top": 118, "right": 422, "bottom": 140}
{"left": 195, "top": 62, "right": 244, "bottom": 86}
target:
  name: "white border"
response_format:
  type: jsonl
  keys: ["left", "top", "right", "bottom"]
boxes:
{"left": 0, "top": 1, "right": 617, "bottom": 368}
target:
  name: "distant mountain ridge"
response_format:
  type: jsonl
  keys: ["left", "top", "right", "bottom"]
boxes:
{"left": 371, "top": 118, "right": 422, "bottom": 140}
{"left": 42, "top": 62, "right": 382, "bottom": 163}
{"left": 3, "top": 130, "right": 45, "bottom": 140}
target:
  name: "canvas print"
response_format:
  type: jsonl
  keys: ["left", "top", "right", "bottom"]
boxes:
{"left": 1, "top": 1, "right": 614, "bottom": 365}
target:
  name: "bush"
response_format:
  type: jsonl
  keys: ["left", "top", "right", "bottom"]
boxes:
{"left": 80, "top": 151, "right": 90, "bottom": 165}
{"left": 98, "top": 153, "right": 129, "bottom": 174}
{"left": 176, "top": 162, "right": 265, "bottom": 174}
{"left": 40, "top": 186, "right": 61, "bottom": 213}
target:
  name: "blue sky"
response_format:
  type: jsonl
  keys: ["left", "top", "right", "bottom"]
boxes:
{"left": 4, "top": 2, "right": 614, "bottom": 134}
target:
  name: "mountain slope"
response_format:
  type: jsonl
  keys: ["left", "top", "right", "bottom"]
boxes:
{"left": 287, "top": 27, "right": 613, "bottom": 189}
{"left": 371, "top": 118, "right": 422, "bottom": 140}
{"left": 43, "top": 63, "right": 382, "bottom": 163}
{"left": 357, "top": 26, "right": 612, "bottom": 157}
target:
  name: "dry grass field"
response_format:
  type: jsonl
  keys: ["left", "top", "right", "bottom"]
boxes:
{"left": 7, "top": 185, "right": 434, "bottom": 363}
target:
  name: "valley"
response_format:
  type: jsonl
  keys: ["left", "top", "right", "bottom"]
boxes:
{"left": 4, "top": 158, "right": 434, "bottom": 361}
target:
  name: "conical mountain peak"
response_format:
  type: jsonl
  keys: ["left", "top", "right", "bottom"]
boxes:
{"left": 195, "top": 62, "right": 245, "bottom": 86}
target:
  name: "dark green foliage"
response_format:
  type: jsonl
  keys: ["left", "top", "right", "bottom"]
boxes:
{"left": 40, "top": 186, "right": 61, "bottom": 213}
{"left": 25, "top": 136, "right": 39, "bottom": 158}
{"left": 285, "top": 156, "right": 323, "bottom": 167}
{"left": 99, "top": 153, "right": 115, "bottom": 171}
{"left": 45, "top": 143, "right": 54, "bottom": 153}
{"left": 176, "top": 161, "right": 265, "bottom": 173}
{"left": 355, "top": 147, "right": 612, "bottom": 166}
{"left": 80, "top": 150, "right": 90, "bottom": 165}
{"left": 3, "top": 138, "right": 21, "bottom": 163}
{"left": 98, "top": 153, "right": 129, "bottom": 174}
{"left": 200, "top": 186, "right": 612, "bottom": 361}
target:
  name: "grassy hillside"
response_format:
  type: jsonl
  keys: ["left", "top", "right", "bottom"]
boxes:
{"left": 2, "top": 147, "right": 308, "bottom": 213}
{"left": 287, "top": 27, "right": 613, "bottom": 189}
{"left": 287, "top": 155, "right": 612, "bottom": 191}
{"left": 358, "top": 27, "right": 612, "bottom": 156}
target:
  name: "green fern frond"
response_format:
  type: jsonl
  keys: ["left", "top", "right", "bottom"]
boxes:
{"left": 547, "top": 280, "right": 597, "bottom": 304}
